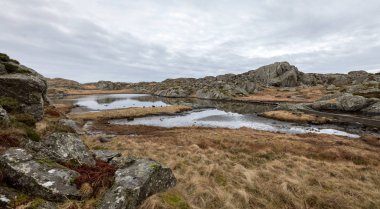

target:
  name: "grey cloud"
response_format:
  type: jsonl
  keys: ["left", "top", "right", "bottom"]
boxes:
{"left": 0, "top": 0, "right": 380, "bottom": 83}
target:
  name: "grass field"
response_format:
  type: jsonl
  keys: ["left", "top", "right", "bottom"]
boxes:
{"left": 83, "top": 123, "right": 380, "bottom": 209}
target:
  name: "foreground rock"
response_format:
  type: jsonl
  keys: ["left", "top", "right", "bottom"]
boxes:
{"left": 0, "top": 53, "right": 48, "bottom": 121}
{"left": 42, "top": 133, "right": 96, "bottom": 166}
{"left": 98, "top": 158, "right": 176, "bottom": 209}
{"left": 0, "top": 148, "right": 81, "bottom": 201}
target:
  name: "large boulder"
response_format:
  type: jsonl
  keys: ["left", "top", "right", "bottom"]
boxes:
{"left": 42, "top": 133, "right": 95, "bottom": 166}
{"left": 250, "top": 62, "right": 302, "bottom": 87}
{"left": 0, "top": 148, "right": 81, "bottom": 201}
{"left": 98, "top": 158, "right": 176, "bottom": 209}
{"left": 0, "top": 53, "right": 48, "bottom": 121}
{"left": 312, "top": 93, "right": 369, "bottom": 112}
{"left": 361, "top": 102, "right": 380, "bottom": 114}
{"left": 336, "top": 93, "right": 368, "bottom": 111}
{"left": 0, "top": 106, "right": 9, "bottom": 127}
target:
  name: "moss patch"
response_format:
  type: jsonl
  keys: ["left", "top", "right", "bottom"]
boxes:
{"left": 0, "top": 96, "right": 20, "bottom": 112}
{"left": 161, "top": 192, "right": 189, "bottom": 209}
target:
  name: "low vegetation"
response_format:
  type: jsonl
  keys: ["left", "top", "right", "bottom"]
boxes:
{"left": 238, "top": 86, "right": 326, "bottom": 103}
{"left": 83, "top": 124, "right": 380, "bottom": 209}
{"left": 69, "top": 105, "right": 192, "bottom": 121}
{"left": 260, "top": 110, "right": 332, "bottom": 124}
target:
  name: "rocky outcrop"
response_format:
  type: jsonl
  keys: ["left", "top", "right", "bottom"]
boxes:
{"left": 248, "top": 62, "right": 302, "bottom": 87}
{"left": 0, "top": 106, "right": 9, "bottom": 127}
{"left": 0, "top": 148, "right": 81, "bottom": 201}
{"left": 362, "top": 102, "right": 380, "bottom": 114}
{"left": 0, "top": 53, "right": 48, "bottom": 121}
{"left": 312, "top": 93, "right": 370, "bottom": 112}
{"left": 98, "top": 158, "right": 176, "bottom": 209}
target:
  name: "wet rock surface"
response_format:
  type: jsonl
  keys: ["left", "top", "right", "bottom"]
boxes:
{"left": 0, "top": 148, "right": 81, "bottom": 201}
{"left": 98, "top": 158, "right": 176, "bottom": 209}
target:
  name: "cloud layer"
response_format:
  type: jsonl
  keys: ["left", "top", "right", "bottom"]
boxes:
{"left": 1, "top": 0, "right": 380, "bottom": 82}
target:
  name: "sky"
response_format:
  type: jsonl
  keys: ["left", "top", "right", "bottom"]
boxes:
{"left": 1, "top": 0, "right": 380, "bottom": 83}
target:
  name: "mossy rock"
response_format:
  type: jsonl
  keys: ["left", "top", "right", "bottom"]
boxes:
{"left": 3, "top": 62, "right": 19, "bottom": 73}
{"left": 0, "top": 53, "right": 10, "bottom": 62}
{"left": 0, "top": 96, "right": 20, "bottom": 112}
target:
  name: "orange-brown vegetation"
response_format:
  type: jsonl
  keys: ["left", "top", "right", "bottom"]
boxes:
{"left": 68, "top": 105, "right": 192, "bottom": 121}
{"left": 82, "top": 123, "right": 380, "bottom": 209}
{"left": 260, "top": 110, "right": 333, "bottom": 124}
{"left": 238, "top": 86, "right": 326, "bottom": 103}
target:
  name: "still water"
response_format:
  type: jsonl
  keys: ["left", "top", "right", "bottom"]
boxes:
{"left": 62, "top": 94, "right": 359, "bottom": 138}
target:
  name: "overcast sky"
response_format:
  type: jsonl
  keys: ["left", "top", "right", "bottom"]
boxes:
{"left": 1, "top": 0, "right": 380, "bottom": 83}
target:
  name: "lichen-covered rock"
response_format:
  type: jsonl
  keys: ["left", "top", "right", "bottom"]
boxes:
{"left": 92, "top": 150, "right": 121, "bottom": 162}
{"left": 58, "top": 119, "right": 84, "bottom": 134}
{"left": 0, "top": 148, "right": 81, "bottom": 201}
{"left": 43, "top": 133, "right": 95, "bottom": 165}
{"left": 0, "top": 106, "right": 10, "bottom": 127}
{"left": 98, "top": 158, "right": 176, "bottom": 209}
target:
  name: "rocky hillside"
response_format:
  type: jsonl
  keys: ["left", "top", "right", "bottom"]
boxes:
{"left": 0, "top": 53, "right": 176, "bottom": 209}
{"left": 88, "top": 62, "right": 379, "bottom": 100}
{"left": 145, "top": 62, "right": 380, "bottom": 100}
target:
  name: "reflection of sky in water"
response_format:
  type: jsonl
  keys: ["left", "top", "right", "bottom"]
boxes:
{"left": 65, "top": 94, "right": 168, "bottom": 111}
{"left": 112, "top": 109, "right": 360, "bottom": 138}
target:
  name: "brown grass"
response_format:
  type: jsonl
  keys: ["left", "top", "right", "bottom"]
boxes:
{"left": 260, "top": 110, "right": 332, "bottom": 124}
{"left": 82, "top": 124, "right": 380, "bottom": 209}
{"left": 238, "top": 86, "right": 326, "bottom": 103}
{"left": 50, "top": 88, "right": 136, "bottom": 96}
{"left": 68, "top": 105, "right": 192, "bottom": 121}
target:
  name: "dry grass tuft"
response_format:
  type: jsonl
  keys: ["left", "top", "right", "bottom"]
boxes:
{"left": 260, "top": 110, "right": 332, "bottom": 124}
{"left": 68, "top": 105, "right": 191, "bottom": 121}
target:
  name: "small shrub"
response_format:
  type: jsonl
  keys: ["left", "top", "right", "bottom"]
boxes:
{"left": 63, "top": 160, "right": 117, "bottom": 198}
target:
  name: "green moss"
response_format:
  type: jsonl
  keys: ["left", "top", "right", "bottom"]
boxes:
{"left": 13, "top": 113, "right": 36, "bottom": 126}
{"left": 29, "top": 198, "right": 45, "bottom": 209}
{"left": 9, "top": 193, "right": 30, "bottom": 207}
{"left": 37, "top": 159, "right": 66, "bottom": 169}
{"left": 0, "top": 96, "right": 20, "bottom": 112}
{"left": 149, "top": 163, "right": 161, "bottom": 172}
{"left": 26, "top": 127, "right": 41, "bottom": 142}
{"left": 161, "top": 192, "right": 189, "bottom": 209}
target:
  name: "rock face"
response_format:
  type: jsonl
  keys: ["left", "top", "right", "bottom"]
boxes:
{"left": 312, "top": 93, "right": 370, "bottom": 112}
{"left": 362, "top": 102, "right": 380, "bottom": 114}
{"left": 42, "top": 133, "right": 95, "bottom": 166}
{"left": 0, "top": 53, "right": 48, "bottom": 121}
{"left": 0, "top": 106, "right": 9, "bottom": 127}
{"left": 249, "top": 62, "right": 301, "bottom": 87}
{"left": 0, "top": 148, "right": 81, "bottom": 201}
{"left": 98, "top": 158, "right": 176, "bottom": 209}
